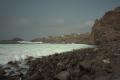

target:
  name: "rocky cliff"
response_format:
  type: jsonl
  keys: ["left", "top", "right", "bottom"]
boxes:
{"left": 91, "top": 7, "right": 120, "bottom": 44}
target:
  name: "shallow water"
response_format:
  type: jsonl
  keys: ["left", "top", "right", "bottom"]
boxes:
{"left": 0, "top": 43, "right": 94, "bottom": 64}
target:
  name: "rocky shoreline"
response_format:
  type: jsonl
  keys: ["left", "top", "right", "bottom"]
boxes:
{"left": 0, "top": 44, "right": 120, "bottom": 80}
{"left": 0, "top": 6, "right": 120, "bottom": 80}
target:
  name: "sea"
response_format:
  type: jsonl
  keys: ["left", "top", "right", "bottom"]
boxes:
{"left": 0, "top": 44, "right": 94, "bottom": 64}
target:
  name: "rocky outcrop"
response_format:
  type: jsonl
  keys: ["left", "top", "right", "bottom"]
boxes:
{"left": 12, "top": 37, "right": 24, "bottom": 41}
{"left": 0, "top": 37, "right": 24, "bottom": 44}
{"left": 91, "top": 7, "right": 120, "bottom": 44}
{"left": 0, "top": 40, "right": 20, "bottom": 44}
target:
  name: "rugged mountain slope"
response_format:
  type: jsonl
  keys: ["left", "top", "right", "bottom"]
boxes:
{"left": 91, "top": 7, "right": 120, "bottom": 44}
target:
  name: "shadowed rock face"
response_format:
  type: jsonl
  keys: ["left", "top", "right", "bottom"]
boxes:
{"left": 91, "top": 6, "right": 120, "bottom": 45}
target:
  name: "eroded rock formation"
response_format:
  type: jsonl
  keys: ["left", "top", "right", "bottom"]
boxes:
{"left": 91, "top": 7, "right": 120, "bottom": 44}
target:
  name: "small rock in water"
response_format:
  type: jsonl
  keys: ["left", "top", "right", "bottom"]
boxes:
{"left": 0, "top": 68, "right": 6, "bottom": 76}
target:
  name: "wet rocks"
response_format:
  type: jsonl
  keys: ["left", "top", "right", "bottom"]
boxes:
{"left": 0, "top": 44, "right": 119, "bottom": 80}
{"left": 26, "top": 71, "right": 44, "bottom": 80}
{"left": 54, "top": 71, "right": 70, "bottom": 80}
{"left": 0, "top": 60, "right": 29, "bottom": 80}
{"left": 0, "top": 68, "right": 6, "bottom": 79}
{"left": 23, "top": 47, "right": 116, "bottom": 80}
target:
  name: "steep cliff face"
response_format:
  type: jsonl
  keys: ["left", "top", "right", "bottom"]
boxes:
{"left": 91, "top": 7, "right": 120, "bottom": 44}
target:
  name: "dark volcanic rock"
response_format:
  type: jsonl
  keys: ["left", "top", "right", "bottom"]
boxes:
{"left": 54, "top": 71, "right": 70, "bottom": 80}
{"left": 1, "top": 44, "right": 120, "bottom": 80}
{"left": 0, "top": 68, "right": 6, "bottom": 79}
{"left": 91, "top": 6, "right": 120, "bottom": 45}
{"left": 23, "top": 47, "right": 118, "bottom": 80}
{"left": 12, "top": 37, "right": 24, "bottom": 41}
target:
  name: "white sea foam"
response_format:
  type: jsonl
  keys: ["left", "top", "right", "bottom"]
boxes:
{"left": 0, "top": 44, "right": 94, "bottom": 64}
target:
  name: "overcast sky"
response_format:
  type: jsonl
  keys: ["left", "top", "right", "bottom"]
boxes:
{"left": 0, "top": 0, "right": 120, "bottom": 40}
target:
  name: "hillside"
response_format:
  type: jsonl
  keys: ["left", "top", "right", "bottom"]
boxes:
{"left": 31, "top": 33, "right": 92, "bottom": 44}
{"left": 91, "top": 7, "right": 120, "bottom": 44}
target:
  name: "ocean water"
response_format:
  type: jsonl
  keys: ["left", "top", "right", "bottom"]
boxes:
{"left": 0, "top": 44, "right": 94, "bottom": 64}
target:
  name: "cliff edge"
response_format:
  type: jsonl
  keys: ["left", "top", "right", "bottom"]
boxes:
{"left": 91, "top": 7, "right": 120, "bottom": 44}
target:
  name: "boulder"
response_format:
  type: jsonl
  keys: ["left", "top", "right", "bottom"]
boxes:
{"left": 54, "top": 71, "right": 70, "bottom": 80}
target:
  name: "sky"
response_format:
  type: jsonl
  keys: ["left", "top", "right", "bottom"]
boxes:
{"left": 0, "top": 0, "right": 120, "bottom": 40}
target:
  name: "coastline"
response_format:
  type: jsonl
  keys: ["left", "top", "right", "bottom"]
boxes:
{"left": 0, "top": 44, "right": 120, "bottom": 80}
{"left": 0, "top": 6, "right": 120, "bottom": 80}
